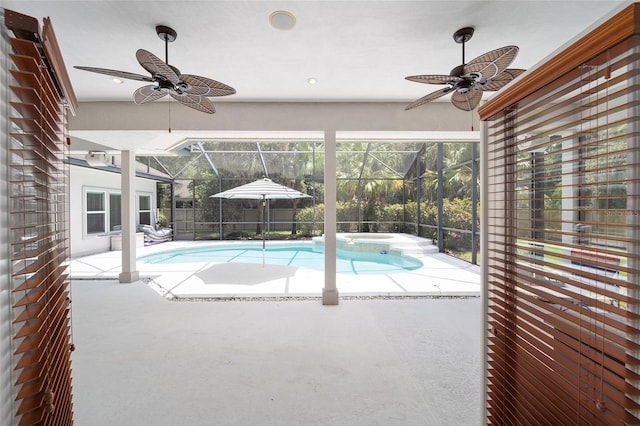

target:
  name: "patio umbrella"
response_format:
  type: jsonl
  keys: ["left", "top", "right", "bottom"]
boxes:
{"left": 210, "top": 178, "right": 311, "bottom": 264}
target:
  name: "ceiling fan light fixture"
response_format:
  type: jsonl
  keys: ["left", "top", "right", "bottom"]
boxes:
{"left": 112, "top": 77, "right": 123, "bottom": 84}
{"left": 269, "top": 10, "right": 296, "bottom": 30}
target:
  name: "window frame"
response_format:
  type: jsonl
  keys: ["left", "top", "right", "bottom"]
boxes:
{"left": 83, "top": 187, "right": 126, "bottom": 236}
{"left": 109, "top": 192, "right": 122, "bottom": 232}
{"left": 85, "top": 189, "right": 107, "bottom": 235}
{"left": 138, "top": 192, "right": 153, "bottom": 227}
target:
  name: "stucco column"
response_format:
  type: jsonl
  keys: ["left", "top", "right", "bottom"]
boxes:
{"left": 119, "top": 150, "right": 139, "bottom": 283}
{"left": 323, "top": 131, "right": 338, "bottom": 305}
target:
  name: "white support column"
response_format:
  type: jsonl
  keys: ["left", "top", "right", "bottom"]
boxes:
{"left": 322, "top": 131, "right": 338, "bottom": 305}
{"left": 119, "top": 150, "right": 139, "bottom": 283}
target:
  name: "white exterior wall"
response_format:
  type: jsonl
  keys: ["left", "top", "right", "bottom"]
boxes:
{"left": 70, "top": 165, "right": 157, "bottom": 257}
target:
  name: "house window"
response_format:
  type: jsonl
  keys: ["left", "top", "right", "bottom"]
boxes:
{"left": 109, "top": 193, "right": 121, "bottom": 231}
{"left": 139, "top": 194, "right": 151, "bottom": 226}
{"left": 86, "top": 191, "right": 106, "bottom": 234}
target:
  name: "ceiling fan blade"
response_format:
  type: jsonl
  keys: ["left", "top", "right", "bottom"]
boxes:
{"left": 405, "top": 87, "right": 452, "bottom": 110}
{"left": 503, "top": 68, "right": 526, "bottom": 79}
{"left": 479, "top": 68, "right": 526, "bottom": 91}
{"left": 179, "top": 74, "right": 236, "bottom": 97}
{"left": 136, "top": 49, "right": 179, "bottom": 84}
{"left": 74, "top": 66, "right": 154, "bottom": 82}
{"left": 462, "top": 61, "right": 497, "bottom": 80}
{"left": 133, "top": 85, "right": 167, "bottom": 104}
{"left": 405, "top": 74, "right": 462, "bottom": 85}
{"left": 170, "top": 93, "right": 216, "bottom": 114}
{"left": 451, "top": 90, "right": 483, "bottom": 111}
{"left": 463, "top": 46, "right": 519, "bottom": 81}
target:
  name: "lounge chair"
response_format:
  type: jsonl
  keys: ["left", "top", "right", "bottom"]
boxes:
{"left": 138, "top": 224, "right": 173, "bottom": 242}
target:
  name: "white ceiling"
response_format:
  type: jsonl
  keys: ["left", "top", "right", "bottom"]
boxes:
{"left": 3, "top": 0, "right": 631, "bottom": 105}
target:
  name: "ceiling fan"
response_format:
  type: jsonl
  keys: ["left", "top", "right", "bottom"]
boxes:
{"left": 74, "top": 25, "right": 236, "bottom": 114}
{"left": 405, "top": 27, "right": 525, "bottom": 112}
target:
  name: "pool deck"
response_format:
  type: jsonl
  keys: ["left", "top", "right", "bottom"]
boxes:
{"left": 70, "top": 235, "right": 480, "bottom": 299}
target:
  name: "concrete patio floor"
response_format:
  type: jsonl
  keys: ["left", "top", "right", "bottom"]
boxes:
{"left": 70, "top": 279, "right": 482, "bottom": 425}
{"left": 69, "top": 238, "right": 482, "bottom": 424}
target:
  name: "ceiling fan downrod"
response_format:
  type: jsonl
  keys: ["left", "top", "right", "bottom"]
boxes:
{"left": 453, "top": 27, "right": 474, "bottom": 66}
{"left": 156, "top": 25, "right": 177, "bottom": 65}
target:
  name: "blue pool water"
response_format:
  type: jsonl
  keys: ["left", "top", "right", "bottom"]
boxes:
{"left": 138, "top": 243, "right": 423, "bottom": 275}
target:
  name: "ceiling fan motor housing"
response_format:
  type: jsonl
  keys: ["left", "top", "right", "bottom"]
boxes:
{"left": 157, "top": 79, "right": 174, "bottom": 91}
{"left": 456, "top": 80, "right": 473, "bottom": 93}
{"left": 450, "top": 64, "right": 465, "bottom": 77}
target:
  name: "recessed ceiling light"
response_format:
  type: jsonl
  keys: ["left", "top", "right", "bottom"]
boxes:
{"left": 112, "top": 78, "right": 123, "bottom": 84}
{"left": 307, "top": 78, "right": 317, "bottom": 85}
{"left": 269, "top": 10, "right": 296, "bottom": 30}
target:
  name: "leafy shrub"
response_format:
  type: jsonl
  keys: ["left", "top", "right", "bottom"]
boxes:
{"left": 378, "top": 203, "right": 405, "bottom": 232}
{"left": 295, "top": 204, "right": 324, "bottom": 236}
{"left": 442, "top": 198, "right": 475, "bottom": 251}
{"left": 295, "top": 197, "right": 476, "bottom": 251}
{"left": 337, "top": 201, "right": 360, "bottom": 232}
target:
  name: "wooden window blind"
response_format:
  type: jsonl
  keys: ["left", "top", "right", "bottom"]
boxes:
{"left": 5, "top": 9, "right": 76, "bottom": 425}
{"left": 478, "top": 4, "right": 640, "bottom": 425}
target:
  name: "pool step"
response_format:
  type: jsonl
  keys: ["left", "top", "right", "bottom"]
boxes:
{"left": 315, "top": 233, "right": 441, "bottom": 257}
{"left": 404, "top": 248, "right": 440, "bottom": 256}
{"left": 398, "top": 241, "right": 440, "bottom": 256}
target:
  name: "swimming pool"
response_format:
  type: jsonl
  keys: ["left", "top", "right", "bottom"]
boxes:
{"left": 138, "top": 242, "right": 423, "bottom": 275}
